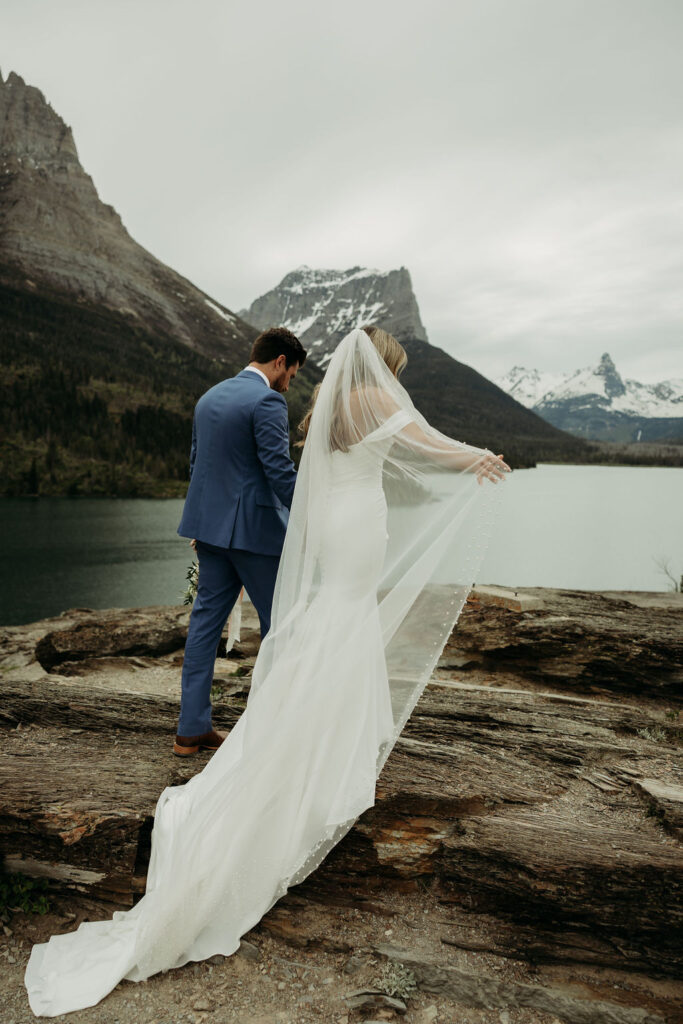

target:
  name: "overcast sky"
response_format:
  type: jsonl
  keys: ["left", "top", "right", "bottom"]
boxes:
{"left": 3, "top": 0, "right": 682, "bottom": 382}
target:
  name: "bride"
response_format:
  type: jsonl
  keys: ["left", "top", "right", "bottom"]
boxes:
{"left": 24, "top": 326, "right": 509, "bottom": 1016}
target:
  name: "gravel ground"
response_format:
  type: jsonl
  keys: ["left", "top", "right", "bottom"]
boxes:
{"left": 2, "top": 883, "right": 677, "bottom": 1024}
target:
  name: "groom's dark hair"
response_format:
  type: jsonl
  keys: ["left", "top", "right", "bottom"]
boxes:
{"left": 250, "top": 327, "right": 307, "bottom": 367}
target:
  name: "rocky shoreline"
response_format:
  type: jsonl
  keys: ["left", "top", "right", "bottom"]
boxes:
{"left": 1, "top": 585, "right": 681, "bottom": 1023}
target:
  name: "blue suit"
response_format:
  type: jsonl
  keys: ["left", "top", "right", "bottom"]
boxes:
{"left": 176, "top": 369, "right": 297, "bottom": 736}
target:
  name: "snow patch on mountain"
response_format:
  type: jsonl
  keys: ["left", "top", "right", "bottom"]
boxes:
{"left": 240, "top": 265, "right": 428, "bottom": 366}
{"left": 205, "top": 298, "right": 236, "bottom": 324}
{"left": 496, "top": 354, "right": 683, "bottom": 419}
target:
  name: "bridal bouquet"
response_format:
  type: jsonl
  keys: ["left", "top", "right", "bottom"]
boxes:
{"left": 182, "top": 561, "right": 199, "bottom": 605}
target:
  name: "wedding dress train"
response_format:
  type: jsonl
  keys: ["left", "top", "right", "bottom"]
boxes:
{"left": 24, "top": 329, "right": 504, "bottom": 1016}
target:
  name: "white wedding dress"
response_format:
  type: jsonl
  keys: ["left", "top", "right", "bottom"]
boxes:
{"left": 25, "top": 330, "right": 504, "bottom": 1016}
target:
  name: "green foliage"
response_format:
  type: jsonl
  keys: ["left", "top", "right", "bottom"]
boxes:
{"left": 372, "top": 961, "right": 418, "bottom": 1000}
{"left": 0, "top": 279, "right": 321, "bottom": 497}
{"left": 183, "top": 561, "right": 199, "bottom": 605}
{"left": 636, "top": 723, "right": 682, "bottom": 745}
{"left": 0, "top": 869, "right": 51, "bottom": 915}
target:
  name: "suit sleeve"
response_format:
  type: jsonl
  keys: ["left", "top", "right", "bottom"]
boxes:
{"left": 189, "top": 414, "right": 197, "bottom": 480}
{"left": 252, "top": 391, "right": 298, "bottom": 508}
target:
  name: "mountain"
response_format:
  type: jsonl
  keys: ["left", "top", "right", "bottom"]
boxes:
{"left": 0, "top": 70, "right": 318, "bottom": 497}
{"left": 240, "top": 265, "right": 428, "bottom": 366}
{"left": 242, "top": 266, "right": 588, "bottom": 465}
{"left": 496, "top": 354, "right": 683, "bottom": 443}
{"left": 0, "top": 69, "right": 254, "bottom": 362}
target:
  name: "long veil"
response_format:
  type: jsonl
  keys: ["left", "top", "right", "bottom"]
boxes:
{"left": 248, "top": 327, "right": 505, "bottom": 882}
{"left": 24, "top": 328, "right": 505, "bottom": 1017}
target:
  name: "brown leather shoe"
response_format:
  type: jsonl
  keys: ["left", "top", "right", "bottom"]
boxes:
{"left": 173, "top": 729, "right": 228, "bottom": 757}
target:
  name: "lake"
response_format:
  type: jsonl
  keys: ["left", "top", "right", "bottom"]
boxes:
{"left": 0, "top": 464, "right": 681, "bottom": 626}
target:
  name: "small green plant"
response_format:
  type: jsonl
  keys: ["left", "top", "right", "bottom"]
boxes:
{"left": 637, "top": 726, "right": 668, "bottom": 743}
{"left": 372, "top": 961, "right": 418, "bottom": 1000}
{"left": 665, "top": 709, "right": 680, "bottom": 722}
{"left": 0, "top": 870, "right": 51, "bottom": 916}
{"left": 182, "top": 561, "right": 199, "bottom": 605}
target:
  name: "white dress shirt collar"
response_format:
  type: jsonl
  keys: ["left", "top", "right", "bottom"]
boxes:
{"left": 243, "top": 366, "right": 271, "bottom": 388}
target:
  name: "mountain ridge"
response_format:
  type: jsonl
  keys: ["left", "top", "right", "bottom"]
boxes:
{"left": 0, "top": 69, "right": 319, "bottom": 497}
{"left": 0, "top": 68, "right": 257, "bottom": 364}
{"left": 240, "top": 264, "right": 429, "bottom": 365}
{"left": 242, "top": 264, "right": 591, "bottom": 463}
{"left": 496, "top": 354, "right": 683, "bottom": 443}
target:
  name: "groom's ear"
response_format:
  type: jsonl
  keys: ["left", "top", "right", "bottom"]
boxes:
{"left": 273, "top": 354, "right": 287, "bottom": 371}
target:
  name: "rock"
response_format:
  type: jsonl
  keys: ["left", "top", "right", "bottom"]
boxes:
{"left": 238, "top": 939, "right": 262, "bottom": 961}
{"left": 192, "top": 998, "right": 211, "bottom": 1011}
{"left": 208, "top": 954, "right": 225, "bottom": 964}
{"left": 374, "top": 946, "right": 666, "bottom": 1024}
{"left": 633, "top": 778, "right": 683, "bottom": 838}
{"left": 1, "top": 591, "right": 682, "bottom": 978}
{"left": 0, "top": 70, "right": 254, "bottom": 365}
{"left": 35, "top": 607, "right": 190, "bottom": 671}
{"left": 449, "top": 586, "right": 683, "bottom": 702}
{"left": 343, "top": 954, "right": 364, "bottom": 975}
{"left": 343, "top": 989, "right": 407, "bottom": 1014}
{"left": 240, "top": 266, "right": 428, "bottom": 369}
{"left": 416, "top": 1008, "right": 438, "bottom": 1024}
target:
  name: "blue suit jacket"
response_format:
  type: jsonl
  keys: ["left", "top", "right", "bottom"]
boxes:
{"left": 177, "top": 370, "right": 297, "bottom": 556}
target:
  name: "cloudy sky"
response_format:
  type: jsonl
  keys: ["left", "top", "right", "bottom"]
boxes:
{"left": 3, "top": 0, "right": 682, "bottom": 382}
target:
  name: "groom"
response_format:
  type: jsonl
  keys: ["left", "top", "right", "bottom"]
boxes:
{"left": 174, "top": 326, "right": 307, "bottom": 756}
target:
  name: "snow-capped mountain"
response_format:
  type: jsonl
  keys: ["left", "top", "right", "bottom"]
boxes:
{"left": 240, "top": 265, "right": 428, "bottom": 366}
{"left": 496, "top": 355, "right": 683, "bottom": 442}
{"left": 241, "top": 266, "right": 586, "bottom": 464}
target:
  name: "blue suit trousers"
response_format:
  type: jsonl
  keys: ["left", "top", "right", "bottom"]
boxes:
{"left": 177, "top": 542, "right": 279, "bottom": 737}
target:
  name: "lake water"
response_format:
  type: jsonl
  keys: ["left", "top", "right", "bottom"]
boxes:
{"left": 0, "top": 464, "right": 681, "bottom": 626}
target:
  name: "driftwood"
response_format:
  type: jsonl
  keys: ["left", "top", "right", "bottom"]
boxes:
{"left": 1, "top": 589, "right": 682, "bottom": 979}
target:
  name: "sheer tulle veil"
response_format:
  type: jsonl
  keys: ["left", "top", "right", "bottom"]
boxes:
{"left": 247, "top": 326, "right": 506, "bottom": 879}
{"left": 24, "top": 327, "right": 506, "bottom": 1018}
{"left": 259, "top": 326, "right": 503, "bottom": 724}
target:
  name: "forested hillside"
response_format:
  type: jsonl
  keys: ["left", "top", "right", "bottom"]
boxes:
{"left": 0, "top": 277, "right": 319, "bottom": 497}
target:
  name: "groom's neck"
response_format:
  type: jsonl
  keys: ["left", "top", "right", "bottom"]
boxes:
{"left": 248, "top": 362, "right": 274, "bottom": 388}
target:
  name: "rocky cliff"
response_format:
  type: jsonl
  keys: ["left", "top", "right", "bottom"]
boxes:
{"left": 241, "top": 265, "right": 428, "bottom": 366}
{"left": 0, "top": 69, "right": 255, "bottom": 362}
{"left": 0, "top": 70, "right": 319, "bottom": 497}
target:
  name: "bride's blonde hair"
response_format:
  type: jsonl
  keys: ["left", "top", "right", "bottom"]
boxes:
{"left": 296, "top": 326, "right": 407, "bottom": 445}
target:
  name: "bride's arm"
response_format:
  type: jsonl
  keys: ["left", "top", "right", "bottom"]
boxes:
{"left": 357, "top": 386, "right": 510, "bottom": 483}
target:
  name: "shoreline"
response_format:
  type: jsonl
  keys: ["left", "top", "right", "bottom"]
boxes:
{"left": 2, "top": 452, "right": 683, "bottom": 502}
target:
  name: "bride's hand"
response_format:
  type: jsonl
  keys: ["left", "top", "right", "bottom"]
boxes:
{"left": 476, "top": 453, "right": 510, "bottom": 485}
